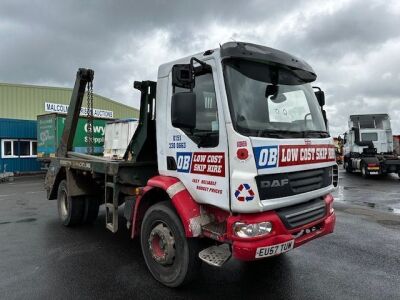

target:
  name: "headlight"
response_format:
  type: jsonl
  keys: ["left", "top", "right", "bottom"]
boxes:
{"left": 325, "top": 194, "right": 334, "bottom": 214}
{"left": 233, "top": 221, "right": 272, "bottom": 238}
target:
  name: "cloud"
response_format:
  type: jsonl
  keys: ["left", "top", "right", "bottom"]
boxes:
{"left": 0, "top": 0, "right": 399, "bottom": 136}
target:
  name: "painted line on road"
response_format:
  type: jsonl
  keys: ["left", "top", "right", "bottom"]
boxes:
{"left": 0, "top": 191, "right": 44, "bottom": 197}
{"left": 6, "top": 182, "right": 43, "bottom": 187}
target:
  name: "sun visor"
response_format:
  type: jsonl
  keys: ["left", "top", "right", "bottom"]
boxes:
{"left": 220, "top": 42, "right": 317, "bottom": 83}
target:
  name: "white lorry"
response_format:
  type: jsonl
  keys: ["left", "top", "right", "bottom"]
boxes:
{"left": 343, "top": 114, "right": 400, "bottom": 177}
{"left": 45, "top": 42, "right": 337, "bottom": 287}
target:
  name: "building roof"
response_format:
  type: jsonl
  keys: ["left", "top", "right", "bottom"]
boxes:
{"left": 0, "top": 82, "right": 139, "bottom": 120}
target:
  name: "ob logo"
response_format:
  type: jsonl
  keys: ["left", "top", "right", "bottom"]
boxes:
{"left": 253, "top": 146, "right": 278, "bottom": 169}
{"left": 176, "top": 152, "right": 192, "bottom": 173}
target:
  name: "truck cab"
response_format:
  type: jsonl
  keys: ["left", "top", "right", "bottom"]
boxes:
{"left": 156, "top": 42, "right": 337, "bottom": 214}
{"left": 358, "top": 129, "right": 388, "bottom": 154}
{"left": 343, "top": 114, "right": 400, "bottom": 176}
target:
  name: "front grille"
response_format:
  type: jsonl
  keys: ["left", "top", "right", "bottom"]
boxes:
{"left": 289, "top": 168, "right": 326, "bottom": 193}
{"left": 276, "top": 198, "right": 326, "bottom": 229}
{"left": 332, "top": 164, "right": 338, "bottom": 187}
{"left": 256, "top": 167, "right": 332, "bottom": 200}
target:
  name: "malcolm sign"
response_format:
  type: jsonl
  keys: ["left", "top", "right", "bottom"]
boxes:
{"left": 44, "top": 102, "right": 114, "bottom": 119}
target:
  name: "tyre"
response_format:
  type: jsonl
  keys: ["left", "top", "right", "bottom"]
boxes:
{"left": 140, "top": 201, "right": 201, "bottom": 287}
{"left": 82, "top": 196, "right": 99, "bottom": 224}
{"left": 344, "top": 160, "right": 353, "bottom": 173}
{"left": 361, "top": 162, "right": 368, "bottom": 178}
{"left": 57, "top": 180, "right": 85, "bottom": 226}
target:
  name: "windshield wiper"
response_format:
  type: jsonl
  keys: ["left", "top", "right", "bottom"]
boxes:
{"left": 257, "top": 129, "right": 303, "bottom": 138}
{"left": 256, "top": 129, "right": 329, "bottom": 139}
{"left": 302, "top": 130, "right": 330, "bottom": 138}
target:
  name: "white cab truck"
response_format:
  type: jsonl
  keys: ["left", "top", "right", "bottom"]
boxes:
{"left": 343, "top": 114, "right": 400, "bottom": 177}
{"left": 45, "top": 42, "right": 337, "bottom": 287}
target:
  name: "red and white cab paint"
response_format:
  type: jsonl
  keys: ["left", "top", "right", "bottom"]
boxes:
{"left": 136, "top": 49, "right": 336, "bottom": 260}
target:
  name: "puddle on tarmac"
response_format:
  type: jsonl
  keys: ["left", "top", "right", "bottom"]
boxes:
{"left": 377, "top": 219, "right": 400, "bottom": 226}
{"left": 343, "top": 186, "right": 357, "bottom": 190}
{"left": 333, "top": 186, "right": 400, "bottom": 216}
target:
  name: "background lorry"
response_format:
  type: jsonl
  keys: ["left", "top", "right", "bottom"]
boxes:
{"left": 45, "top": 42, "right": 337, "bottom": 287}
{"left": 37, "top": 113, "right": 108, "bottom": 162}
{"left": 343, "top": 114, "right": 400, "bottom": 177}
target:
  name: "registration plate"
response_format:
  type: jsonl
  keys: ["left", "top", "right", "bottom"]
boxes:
{"left": 255, "top": 240, "right": 294, "bottom": 258}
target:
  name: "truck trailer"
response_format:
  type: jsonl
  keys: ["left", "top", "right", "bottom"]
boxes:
{"left": 343, "top": 114, "right": 400, "bottom": 177}
{"left": 45, "top": 42, "right": 337, "bottom": 287}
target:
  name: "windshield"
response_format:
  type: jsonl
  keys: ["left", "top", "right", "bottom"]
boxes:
{"left": 223, "top": 59, "right": 328, "bottom": 138}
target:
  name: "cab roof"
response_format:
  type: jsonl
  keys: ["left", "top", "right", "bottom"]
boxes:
{"left": 158, "top": 41, "right": 316, "bottom": 82}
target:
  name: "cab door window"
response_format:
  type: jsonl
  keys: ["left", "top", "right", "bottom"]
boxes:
{"left": 174, "top": 72, "right": 219, "bottom": 147}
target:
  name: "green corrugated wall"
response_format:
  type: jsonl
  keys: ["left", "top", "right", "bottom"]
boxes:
{"left": 0, "top": 82, "right": 139, "bottom": 120}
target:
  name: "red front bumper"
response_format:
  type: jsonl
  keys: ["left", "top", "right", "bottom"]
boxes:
{"left": 227, "top": 194, "right": 336, "bottom": 261}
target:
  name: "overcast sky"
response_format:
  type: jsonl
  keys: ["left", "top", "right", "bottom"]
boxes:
{"left": 1, "top": 0, "right": 399, "bottom": 136}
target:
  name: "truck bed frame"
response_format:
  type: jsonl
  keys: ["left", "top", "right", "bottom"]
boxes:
{"left": 45, "top": 69, "right": 158, "bottom": 232}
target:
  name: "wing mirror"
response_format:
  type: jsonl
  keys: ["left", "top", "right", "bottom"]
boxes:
{"left": 171, "top": 92, "right": 196, "bottom": 129}
{"left": 313, "top": 86, "right": 325, "bottom": 107}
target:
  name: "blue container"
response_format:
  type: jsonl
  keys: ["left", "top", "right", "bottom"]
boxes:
{"left": 0, "top": 118, "right": 41, "bottom": 173}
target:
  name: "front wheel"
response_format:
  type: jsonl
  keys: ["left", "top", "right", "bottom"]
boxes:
{"left": 140, "top": 201, "right": 201, "bottom": 287}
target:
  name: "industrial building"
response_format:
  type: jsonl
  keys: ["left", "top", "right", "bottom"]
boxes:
{"left": 0, "top": 82, "right": 138, "bottom": 174}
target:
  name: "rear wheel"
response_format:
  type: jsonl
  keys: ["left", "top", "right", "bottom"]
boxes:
{"left": 82, "top": 196, "right": 99, "bottom": 224}
{"left": 344, "top": 160, "right": 353, "bottom": 173}
{"left": 57, "top": 180, "right": 84, "bottom": 226}
{"left": 361, "top": 162, "right": 368, "bottom": 178}
{"left": 140, "top": 201, "right": 201, "bottom": 287}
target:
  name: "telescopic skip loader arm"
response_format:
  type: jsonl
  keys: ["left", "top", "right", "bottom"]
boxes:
{"left": 45, "top": 68, "right": 94, "bottom": 199}
{"left": 45, "top": 69, "right": 158, "bottom": 200}
{"left": 58, "top": 68, "right": 94, "bottom": 157}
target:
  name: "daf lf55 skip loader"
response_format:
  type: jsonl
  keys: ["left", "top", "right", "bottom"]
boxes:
{"left": 45, "top": 42, "right": 338, "bottom": 287}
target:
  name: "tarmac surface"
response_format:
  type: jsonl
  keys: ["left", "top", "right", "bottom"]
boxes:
{"left": 0, "top": 170, "right": 399, "bottom": 299}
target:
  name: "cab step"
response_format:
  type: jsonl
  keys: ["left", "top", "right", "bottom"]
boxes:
{"left": 105, "top": 172, "right": 119, "bottom": 233}
{"left": 201, "top": 222, "right": 226, "bottom": 241}
{"left": 198, "top": 244, "right": 231, "bottom": 267}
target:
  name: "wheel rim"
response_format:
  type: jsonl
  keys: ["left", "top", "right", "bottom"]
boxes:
{"left": 362, "top": 166, "right": 366, "bottom": 176}
{"left": 148, "top": 223, "right": 176, "bottom": 266}
{"left": 60, "top": 190, "right": 68, "bottom": 219}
